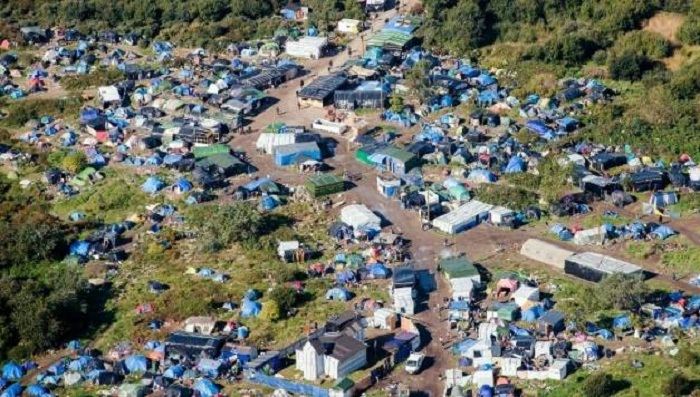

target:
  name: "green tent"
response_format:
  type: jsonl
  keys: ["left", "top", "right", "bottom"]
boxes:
{"left": 439, "top": 257, "right": 479, "bottom": 281}
{"left": 193, "top": 144, "right": 230, "bottom": 159}
{"left": 305, "top": 174, "right": 345, "bottom": 197}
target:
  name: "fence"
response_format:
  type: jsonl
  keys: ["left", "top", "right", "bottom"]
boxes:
{"left": 246, "top": 371, "right": 330, "bottom": 397}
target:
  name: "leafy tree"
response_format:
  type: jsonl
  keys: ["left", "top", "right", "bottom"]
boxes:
{"left": 389, "top": 95, "right": 405, "bottom": 113}
{"left": 661, "top": 374, "right": 692, "bottom": 397}
{"left": 608, "top": 50, "right": 651, "bottom": 81}
{"left": 597, "top": 273, "right": 649, "bottom": 310}
{"left": 582, "top": 372, "right": 614, "bottom": 397}
{"left": 405, "top": 60, "right": 431, "bottom": 102}
{"left": 187, "top": 202, "right": 263, "bottom": 252}
{"left": 61, "top": 151, "right": 88, "bottom": 174}
{"left": 268, "top": 286, "right": 298, "bottom": 317}
{"left": 0, "top": 211, "right": 66, "bottom": 270}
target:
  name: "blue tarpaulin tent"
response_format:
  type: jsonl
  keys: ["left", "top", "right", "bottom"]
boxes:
{"left": 613, "top": 315, "right": 631, "bottom": 329}
{"left": 337, "top": 270, "right": 357, "bottom": 284}
{"left": 326, "top": 287, "right": 351, "bottom": 301}
{"left": 650, "top": 225, "right": 676, "bottom": 240}
{"left": 173, "top": 178, "right": 193, "bottom": 193}
{"left": 243, "top": 289, "right": 260, "bottom": 301}
{"left": 124, "top": 356, "right": 148, "bottom": 373}
{"left": 193, "top": 379, "right": 219, "bottom": 397}
{"left": 368, "top": 263, "right": 390, "bottom": 279}
{"left": 549, "top": 224, "right": 573, "bottom": 241}
{"left": 241, "top": 300, "right": 261, "bottom": 318}
{"left": 521, "top": 305, "right": 546, "bottom": 322}
{"left": 26, "top": 384, "right": 47, "bottom": 397}
{"left": 142, "top": 177, "right": 164, "bottom": 193}
{"left": 504, "top": 156, "right": 525, "bottom": 173}
{"left": 163, "top": 365, "right": 184, "bottom": 379}
{"left": 1, "top": 383, "right": 21, "bottom": 397}
{"left": 479, "top": 385, "right": 493, "bottom": 397}
{"left": 68, "top": 357, "right": 91, "bottom": 372}
{"left": 67, "top": 340, "right": 82, "bottom": 350}
{"left": 47, "top": 363, "right": 65, "bottom": 376}
{"left": 69, "top": 241, "right": 91, "bottom": 257}
{"left": 2, "top": 362, "right": 22, "bottom": 380}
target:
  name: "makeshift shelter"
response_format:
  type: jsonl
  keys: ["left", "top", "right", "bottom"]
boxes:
{"left": 538, "top": 311, "right": 566, "bottom": 336}
{"left": 432, "top": 200, "right": 494, "bottom": 234}
{"left": 241, "top": 300, "right": 262, "bottom": 318}
{"left": 274, "top": 142, "right": 322, "bottom": 166}
{"left": 306, "top": 174, "right": 345, "bottom": 197}
{"left": 564, "top": 252, "right": 644, "bottom": 283}
{"left": 299, "top": 74, "right": 348, "bottom": 108}
{"left": 440, "top": 257, "right": 481, "bottom": 284}
{"left": 2, "top": 362, "right": 22, "bottom": 380}
{"left": 286, "top": 36, "right": 328, "bottom": 59}
{"left": 142, "top": 177, "right": 165, "bottom": 194}
{"left": 467, "top": 169, "right": 496, "bottom": 183}
{"left": 326, "top": 287, "right": 351, "bottom": 301}
{"left": 124, "top": 356, "right": 148, "bottom": 373}
{"left": 572, "top": 226, "right": 607, "bottom": 245}
{"left": 1, "top": 384, "right": 21, "bottom": 397}
{"left": 340, "top": 204, "right": 381, "bottom": 230}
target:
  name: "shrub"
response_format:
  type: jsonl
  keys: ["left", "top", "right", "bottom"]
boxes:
{"left": 268, "top": 286, "right": 298, "bottom": 317}
{"left": 676, "top": 348, "right": 699, "bottom": 367}
{"left": 582, "top": 372, "right": 614, "bottom": 397}
{"left": 608, "top": 50, "right": 652, "bottom": 81}
{"left": 661, "top": 374, "right": 692, "bottom": 397}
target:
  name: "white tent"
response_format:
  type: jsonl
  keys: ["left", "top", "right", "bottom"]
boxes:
{"left": 340, "top": 204, "right": 381, "bottom": 230}
{"left": 393, "top": 287, "right": 415, "bottom": 315}
{"left": 450, "top": 277, "right": 476, "bottom": 301}
{"left": 512, "top": 285, "right": 540, "bottom": 307}
{"left": 431, "top": 200, "right": 494, "bottom": 234}
{"left": 98, "top": 86, "right": 121, "bottom": 104}
{"left": 500, "top": 357, "right": 522, "bottom": 377}
{"left": 519, "top": 239, "right": 574, "bottom": 270}
{"left": 488, "top": 206, "right": 514, "bottom": 225}
{"left": 572, "top": 226, "right": 606, "bottom": 245}
{"left": 286, "top": 36, "right": 328, "bottom": 59}
{"left": 472, "top": 369, "right": 494, "bottom": 388}
{"left": 547, "top": 359, "right": 570, "bottom": 380}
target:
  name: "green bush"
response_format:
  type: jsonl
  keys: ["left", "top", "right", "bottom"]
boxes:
{"left": 608, "top": 50, "right": 652, "bottom": 81}
{"left": 62, "top": 67, "right": 126, "bottom": 91}
{"left": 611, "top": 30, "right": 672, "bottom": 59}
{"left": 582, "top": 372, "right": 614, "bottom": 397}
{"left": 661, "top": 374, "right": 692, "bottom": 397}
{"left": 3, "top": 97, "right": 83, "bottom": 128}
{"left": 678, "top": 17, "right": 700, "bottom": 45}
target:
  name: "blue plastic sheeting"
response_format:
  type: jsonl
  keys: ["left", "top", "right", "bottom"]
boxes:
{"left": 467, "top": 169, "right": 496, "bottom": 183}
{"left": 163, "top": 365, "right": 184, "bottom": 379}
{"left": 142, "top": 177, "right": 165, "bottom": 193}
{"left": 124, "top": 355, "right": 148, "bottom": 373}
{"left": 69, "top": 241, "right": 91, "bottom": 257}
{"left": 2, "top": 362, "right": 22, "bottom": 380}
{"left": 47, "top": 363, "right": 65, "bottom": 376}
{"left": 259, "top": 195, "right": 280, "bottom": 211}
{"left": 1, "top": 383, "right": 22, "bottom": 397}
{"left": 247, "top": 371, "right": 329, "bottom": 397}
{"left": 67, "top": 339, "right": 83, "bottom": 350}
{"left": 197, "top": 268, "right": 214, "bottom": 278}
{"left": 449, "top": 301, "right": 471, "bottom": 311}
{"left": 651, "top": 191, "right": 678, "bottom": 208}
{"left": 688, "top": 296, "right": 700, "bottom": 311}
{"left": 477, "top": 73, "right": 497, "bottom": 86}
{"left": 173, "top": 177, "right": 193, "bottom": 193}
{"left": 26, "top": 384, "right": 47, "bottom": 397}
{"left": 325, "top": 287, "right": 351, "bottom": 301}
{"left": 479, "top": 385, "right": 493, "bottom": 397}
{"left": 504, "top": 156, "right": 525, "bottom": 173}
{"left": 193, "top": 378, "right": 219, "bottom": 397}
{"left": 145, "top": 154, "right": 163, "bottom": 166}
{"left": 451, "top": 339, "right": 478, "bottom": 355}
{"left": 68, "top": 356, "right": 91, "bottom": 372}
{"left": 525, "top": 119, "right": 547, "bottom": 134}
{"left": 521, "top": 305, "right": 546, "bottom": 322}
{"left": 144, "top": 340, "right": 164, "bottom": 351}
{"left": 163, "top": 154, "right": 183, "bottom": 165}
{"left": 238, "top": 326, "right": 250, "bottom": 339}
{"left": 241, "top": 299, "right": 262, "bottom": 318}
{"left": 613, "top": 315, "right": 631, "bottom": 329}
{"left": 243, "top": 289, "right": 260, "bottom": 301}
{"left": 549, "top": 224, "right": 573, "bottom": 241}
{"left": 337, "top": 270, "right": 357, "bottom": 285}
{"left": 368, "top": 263, "right": 390, "bottom": 278}
{"left": 650, "top": 225, "right": 676, "bottom": 240}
